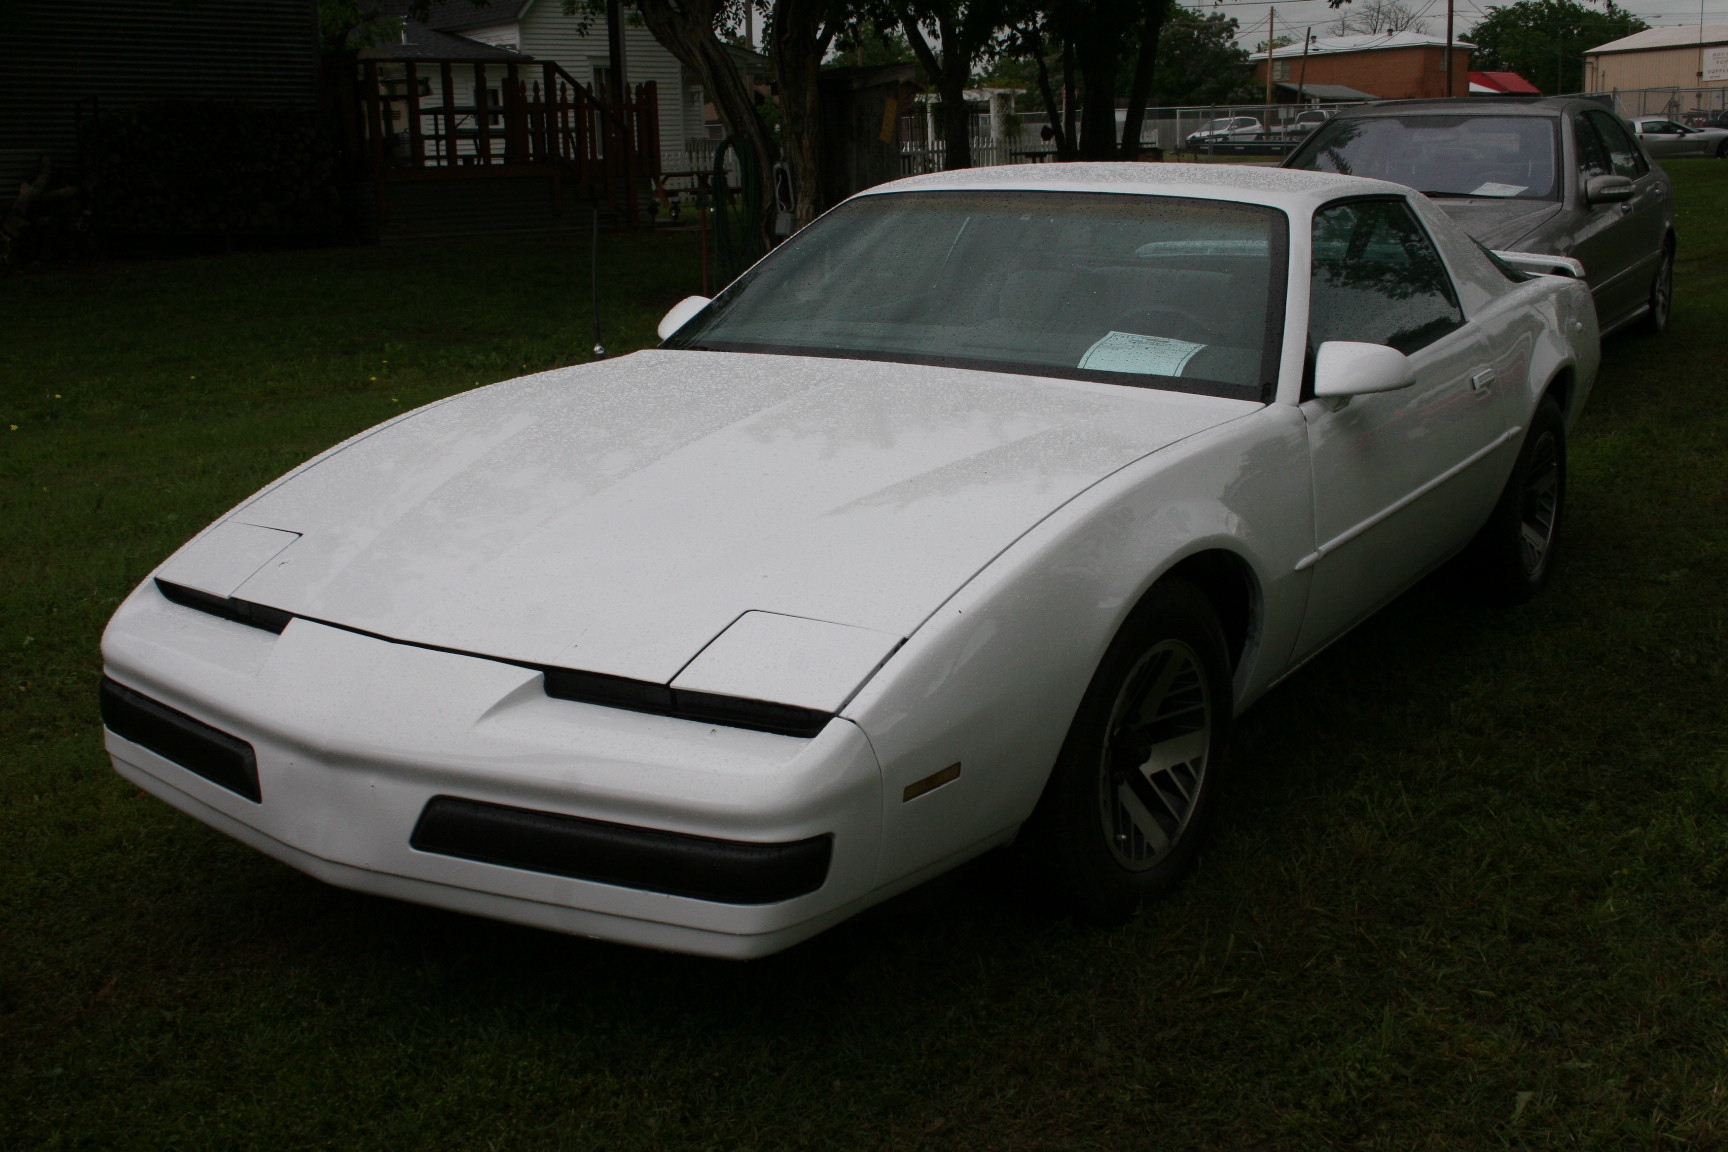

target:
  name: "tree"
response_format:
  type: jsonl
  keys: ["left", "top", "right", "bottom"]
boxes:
{"left": 1004, "top": 0, "right": 1174, "bottom": 160}
{"left": 885, "top": 0, "right": 1008, "bottom": 170}
{"left": 1329, "top": 0, "right": 1428, "bottom": 35}
{"left": 827, "top": 19, "right": 916, "bottom": 67}
{"left": 1465, "top": 0, "right": 1646, "bottom": 93}
{"left": 1146, "top": 8, "right": 1255, "bottom": 107}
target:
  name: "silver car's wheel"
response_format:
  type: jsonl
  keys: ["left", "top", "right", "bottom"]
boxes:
{"left": 1099, "top": 640, "right": 1213, "bottom": 872}
{"left": 1024, "top": 581, "right": 1233, "bottom": 925}
{"left": 1641, "top": 244, "right": 1674, "bottom": 336}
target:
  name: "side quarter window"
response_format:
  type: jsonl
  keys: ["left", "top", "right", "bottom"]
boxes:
{"left": 1573, "top": 114, "right": 1613, "bottom": 180}
{"left": 1587, "top": 111, "right": 1648, "bottom": 177}
{"left": 1309, "top": 199, "right": 1465, "bottom": 356}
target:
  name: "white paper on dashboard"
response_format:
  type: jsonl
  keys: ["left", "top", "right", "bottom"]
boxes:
{"left": 1078, "top": 331, "right": 1206, "bottom": 376}
{"left": 1470, "top": 182, "right": 1527, "bottom": 197}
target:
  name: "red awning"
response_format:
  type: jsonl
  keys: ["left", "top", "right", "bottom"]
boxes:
{"left": 1469, "top": 71, "right": 1542, "bottom": 94}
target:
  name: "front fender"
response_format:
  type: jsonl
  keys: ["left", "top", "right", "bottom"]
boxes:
{"left": 843, "top": 405, "right": 1314, "bottom": 888}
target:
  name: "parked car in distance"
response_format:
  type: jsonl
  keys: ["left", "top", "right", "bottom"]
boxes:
{"left": 101, "top": 164, "right": 1600, "bottom": 959}
{"left": 1283, "top": 96, "right": 1677, "bottom": 335}
{"left": 1629, "top": 116, "right": 1728, "bottom": 158}
{"left": 1185, "top": 115, "right": 1263, "bottom": 151}
{"left": 1682, "top": 109, "right": 1728, "bottom": 130}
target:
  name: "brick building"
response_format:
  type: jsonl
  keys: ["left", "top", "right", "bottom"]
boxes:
{"left": 1251, "top": 31, "right": 1473, "bottom": 102}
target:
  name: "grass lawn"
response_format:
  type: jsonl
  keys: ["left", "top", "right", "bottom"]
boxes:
{"left": 4, "top": 167, "right": 1727, "bottom": 1150}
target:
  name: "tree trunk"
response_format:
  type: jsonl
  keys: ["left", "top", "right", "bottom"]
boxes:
{"left": 1119, "top": 4, "right": 1169, "bottom": 158}
{"left": 1060, "top": 41, "right": 1077, "bottom": 157}
{"left": 635, "top": 0, "right": 778, "bottom": 238}
{"left": 898, "top": 9, "right": 973, "bottom": 171}
{"left": 1026, "top": 27, "right": 1069, "bottom": 158}
{"left": 769, "top": 0, "right": 829, "bottom": 228}
{"left": 1073, "top": 34, "right": 1118, "bottom": 159}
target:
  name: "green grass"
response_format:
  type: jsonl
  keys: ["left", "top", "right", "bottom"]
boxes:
{"left": 4, "top": 170, "right": 1728, "bottom": 1150}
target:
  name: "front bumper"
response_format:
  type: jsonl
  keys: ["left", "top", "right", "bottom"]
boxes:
{"left": 101, "top": 584, "right": 885, "bottom": 958}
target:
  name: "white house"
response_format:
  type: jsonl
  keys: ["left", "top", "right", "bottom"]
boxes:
{"left": 412, "top": 0, "right": 760, "bottom": 165}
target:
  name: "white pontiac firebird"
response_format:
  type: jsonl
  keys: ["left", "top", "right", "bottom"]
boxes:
{"left": 100, "top": 165, "right": 1599, "bottom": 958}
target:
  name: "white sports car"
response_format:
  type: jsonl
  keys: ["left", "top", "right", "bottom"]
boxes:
{"left": 100, "top": 165, "right": 1599, "bottom": 958}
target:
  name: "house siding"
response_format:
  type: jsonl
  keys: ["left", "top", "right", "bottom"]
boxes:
{"left": 0, "top": 0, "right": 319, "bottom": 188}
{"left": 514, "top": 0, "right": 696, "bottom": 152}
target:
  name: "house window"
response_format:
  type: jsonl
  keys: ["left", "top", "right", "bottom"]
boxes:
{"left": 1272, "top": 59, "right": 1291, "bottom": 81}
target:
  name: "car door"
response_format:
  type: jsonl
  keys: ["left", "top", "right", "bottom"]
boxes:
{"left": 1294, "top": 197, "right": 1515, "bottom": 660}
{"left": 1633, "top": 119, "right": 1674, "bottom": 157}
{"left": 1570, "top": 111, "right": 1663, "bottom": 327}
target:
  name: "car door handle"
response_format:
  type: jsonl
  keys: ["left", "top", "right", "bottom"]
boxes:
{"left": 1619, "top": 203, "right": 1634, "bottom": 214}
{"left": 1470, "top": 369, "right": 1497, "bottom": 393}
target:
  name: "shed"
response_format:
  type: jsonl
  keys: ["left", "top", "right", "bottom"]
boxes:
{"left": 1582, "top": 24, "right": 1728, "bottom": 90}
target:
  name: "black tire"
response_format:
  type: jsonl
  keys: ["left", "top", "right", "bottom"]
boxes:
{"left": 1022, "top": 581, "right": 1233, "bottom": 926}
{"left": 1716, "top": 139, "right": 1728, "bottom": 158}
{"left": 1639, "top": 242, "right": 1675, "bottom": 336}
{"left": 1460, "top": 396, "right": 1566, "bottom": 605}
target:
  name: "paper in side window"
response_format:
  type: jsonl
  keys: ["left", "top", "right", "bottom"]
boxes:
{"left": 1078, "top": 331, "right": 1206, "bottom": 377}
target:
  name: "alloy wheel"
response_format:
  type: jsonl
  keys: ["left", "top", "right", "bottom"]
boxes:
{"left": 1098, "top": 640, "right": 1212, "bottom": 871}
{"left": 1518, "top": 429, "right": 1561, "bottom": 580}
{"left": 1652, "top": 250, "right": 1674, "bottom": 330}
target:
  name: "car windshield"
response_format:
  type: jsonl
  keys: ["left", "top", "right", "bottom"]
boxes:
{"left": 1289, "top": 115, "right": 1560, "bottom": 200}
{"left": 664, "top": 190, "right": 1286, "bottom": 402}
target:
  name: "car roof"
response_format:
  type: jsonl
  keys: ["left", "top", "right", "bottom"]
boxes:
{"left": 1328, "top": 96, "right": 1582, "bottom": 117}
{"left": 858, "top": 162, "right": 1412, "bottom": 215}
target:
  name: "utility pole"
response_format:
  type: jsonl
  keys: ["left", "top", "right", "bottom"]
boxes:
{"left": 1445, "top": 0, "right": 1455, "bottom": 96}
{"left": 1265, "top": 6, "right": 1277, "bottom": 108}
{"left": 1298, "top": 28, "right": 1312, "bottom": 104}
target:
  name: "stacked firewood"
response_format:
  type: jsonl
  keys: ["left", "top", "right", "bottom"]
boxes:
{"left": 83, "top": 102, "right": 346, "bottom": 238}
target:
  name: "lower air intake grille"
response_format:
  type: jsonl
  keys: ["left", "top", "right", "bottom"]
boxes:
{"left": 410, "top": 796, "right": 832, "bottom": 905}
{"left": 99, "top": 677, "right": 261, "bottom": 803}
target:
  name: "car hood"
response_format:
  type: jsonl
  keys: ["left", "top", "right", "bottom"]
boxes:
{"left": 213, "top": 350, "right": 1257, "bottom": 683}
{"left": 1429, "top": 197, "right": 1564, "bottom": 250}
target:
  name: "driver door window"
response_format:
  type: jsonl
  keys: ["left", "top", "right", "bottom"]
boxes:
{"left": 1309, "top": 199, "right": 1464, "bottom": 358}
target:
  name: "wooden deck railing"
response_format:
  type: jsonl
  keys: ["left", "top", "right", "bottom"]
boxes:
{"left": 356, "top": 58, "right": 660, "bottom": 225}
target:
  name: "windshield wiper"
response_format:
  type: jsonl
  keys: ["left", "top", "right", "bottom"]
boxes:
{"left": 1417, "top": 190, "right": 1478, "bottom": 198}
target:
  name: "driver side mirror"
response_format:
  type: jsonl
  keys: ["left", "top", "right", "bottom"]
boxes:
{"left": 1313, "top": 341, "right": 1415, "bottom": 399}
{"left": 1585, "top": 174, "right": 1635, "bottom": 206}
{"left": 657, "top": 295, "right": 711, "bottom": 341}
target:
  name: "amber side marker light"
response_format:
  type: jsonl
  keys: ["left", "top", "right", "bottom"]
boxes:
{"left": 903, "top": 762, "right": 962, "bottom": 802}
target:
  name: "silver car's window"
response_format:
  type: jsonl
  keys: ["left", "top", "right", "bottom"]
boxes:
{"left": 1291, "top": 115, "right": 1560, "bottom": 201}
{"left": 1589, "top": 111, "right": 1648, "bottom": 177}
{"left": 666, "top": 191, "right": 1288, "bottom": 402}
{"left": 1310, "top": 199, "right": 1464, "bottom": 355}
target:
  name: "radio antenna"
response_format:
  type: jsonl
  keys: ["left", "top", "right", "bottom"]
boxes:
{"left": 590, "top": 201, "right": 606, "bottom": 359}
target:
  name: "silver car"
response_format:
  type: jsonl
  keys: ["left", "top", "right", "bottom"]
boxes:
{"left": 1630, "top": 116, "right": 1728, "bottom": 159}
{"left": 1283, "top": 97, "right": 1677, "bottom": 335}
